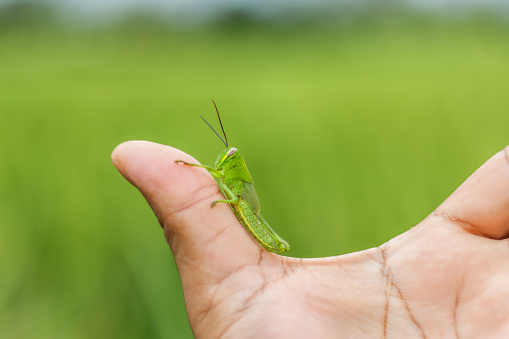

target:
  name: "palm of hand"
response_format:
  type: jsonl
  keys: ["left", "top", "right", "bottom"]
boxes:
{"left": 113, "top": 142, "right": 509, "bottom": 338}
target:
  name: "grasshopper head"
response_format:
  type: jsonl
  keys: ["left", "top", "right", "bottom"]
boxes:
{"left": 215, "top": 147, "right": 238, "bottom": 169}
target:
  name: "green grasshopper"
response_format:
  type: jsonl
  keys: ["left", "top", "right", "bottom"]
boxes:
{"left": 175, "top": 101, "right": 290, "bottom": 254}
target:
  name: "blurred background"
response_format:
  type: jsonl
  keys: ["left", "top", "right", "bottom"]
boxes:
{"left": 0, "top": 0, "right": 508, "bottom": 337}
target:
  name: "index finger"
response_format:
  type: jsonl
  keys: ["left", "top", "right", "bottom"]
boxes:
{"left": 435, "top": 146, "right": 509, "bottom": 239}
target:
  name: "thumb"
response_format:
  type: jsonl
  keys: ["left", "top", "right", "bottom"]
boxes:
{"left": 111, "top": 141, "right": 264, "bottom": 282}
{"left": 435, "top": 146, "right": 509, "bottom": 239}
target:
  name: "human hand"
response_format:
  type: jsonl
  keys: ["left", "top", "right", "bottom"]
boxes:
{"left": 112, "top": 141, "right": 509, "bottom": 338}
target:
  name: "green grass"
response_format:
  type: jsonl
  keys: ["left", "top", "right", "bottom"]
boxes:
{"left": 0, "top": 19, "right": 508, "bottom": 338}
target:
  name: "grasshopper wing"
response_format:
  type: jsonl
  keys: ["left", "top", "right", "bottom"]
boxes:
{"left": 241, "top": 182, "right": 261, "bottom": 215}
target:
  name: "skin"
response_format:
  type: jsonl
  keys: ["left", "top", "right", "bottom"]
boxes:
{"left": 112, "top": 141, "right": 509, "bottom": 338}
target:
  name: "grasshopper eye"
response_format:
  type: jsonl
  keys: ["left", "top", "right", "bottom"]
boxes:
{"left": 227, "top": 148, "right": 237, "bottom": 157}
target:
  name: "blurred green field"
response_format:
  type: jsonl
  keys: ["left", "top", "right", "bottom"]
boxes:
{"left": 0, "top": 18, "right": 508, "bottom": 338}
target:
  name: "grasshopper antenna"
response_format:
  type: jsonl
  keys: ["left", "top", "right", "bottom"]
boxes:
{"left": 212, "top": 99, "right": 228, "bottom": 147}
{"left": 200, "top": 100, "right": 228, "bottom": 148}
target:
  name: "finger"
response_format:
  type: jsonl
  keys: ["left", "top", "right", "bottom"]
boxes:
{"left": 435, "top": 146, "right": 509, "bottom": 239}
{"left": 111, "top": 141, "right": 264, "bottom": 280}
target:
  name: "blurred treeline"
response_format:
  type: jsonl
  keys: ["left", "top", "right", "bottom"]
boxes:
{"left": 0, "top": 1, "right": 508, "bottom": 338}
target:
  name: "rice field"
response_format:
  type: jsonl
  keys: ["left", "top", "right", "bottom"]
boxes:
{"left": 0, "top": 17, "right": 508, "bottom": 338}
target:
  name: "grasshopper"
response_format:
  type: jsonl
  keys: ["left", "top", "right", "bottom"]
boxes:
{"left": 175, "top": 101, "right": 290, "bottom": 254}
